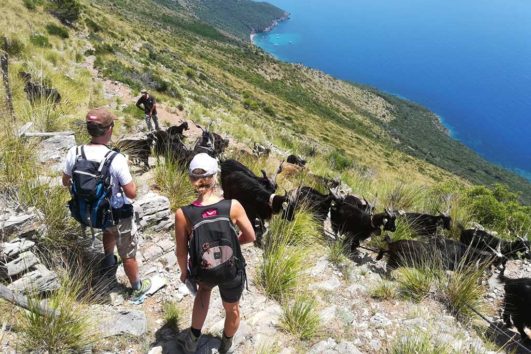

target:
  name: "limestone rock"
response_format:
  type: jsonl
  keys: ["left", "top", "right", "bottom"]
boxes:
{"left": 8, "top": 264, "right": 59, "bottom": 294}
{"left": 2, "top": 239, "right": 35, "bottom": 259}
{"left": 37, "top": 135, "right": 76, "bottom": 172}
{"left": 137, "top": 193, "right": 170, "bottom": 216}
{"left": 0, "top": 211, "right": 43, "bottom": 242}
{"left": 4, "top": 251, "right": 40, "bottom": 277}
{"left": 99, "top": 310, "right": 147, "bottom": 337}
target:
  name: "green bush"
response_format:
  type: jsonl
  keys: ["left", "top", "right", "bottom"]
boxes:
{"left": 47, "top": 0, "right": 81, "bottom": 25}
{"left": 369, "top": 280, "right": 397, "bottom": 300}
{"left": 85, "top": 18, "right": 102, "bottom": 32}
{"left": 46, "top": 23, "right": 69, "bottom": 38}
{"left": 327, "top": 149, "right": 351, "bottom": 171}
{"left": 23, "top": 0, "right": 43, "bottom": 10}
{"left": 3, "top": 37, "right": 25, "bottom": 57}
{"left": 30, "top": 33, "right": 50, "bottom": 48}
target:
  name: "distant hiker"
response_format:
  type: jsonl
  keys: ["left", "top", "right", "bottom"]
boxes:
{"left": 136, "top": 89, "right": 160, "bottom": 131}
{"left": 175, "top": 153, "right": 256, "bottom": 354}
{"left": 62, "top": 108, "right": 151, "bottom": 300}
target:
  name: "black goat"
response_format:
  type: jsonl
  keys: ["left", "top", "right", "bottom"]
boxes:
{"left": 330, "top": 199, "right": 396, "bottom": 251}
{"left": 286, "top": 154, "right": 306, "bottom": 167}
{"left": 193, "top": 124, "right": 229, "bottom": 157}
{"left": 499, "top": 268, "right": 531, "bottom": 344}
{"left": 343, "top": 194, "right": 374, "bottom": 214}
{"left": 460, "top": 228, "right": 531, "bottom": 260}
{"left": 220, "top": 160, "right": 293, "bottom": 244}
{"left": 114, "top": 137, "right": 151, "bottom": 169}
{"left": 400, "top": 212, "right": 452, "bottom": 237}
{"left": 377, "top": 235, "right": 504, "bottom": 271}
{"left": 289, "top": 186, "right": 337, "bottom": 222}
{"left": 167, "top": 121, "right": 189, "bottom": 139}
{"left": 19, "top": 72, "right": 61, "bottom": 105}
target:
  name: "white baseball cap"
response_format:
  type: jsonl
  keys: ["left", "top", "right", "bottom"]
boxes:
{"left": 189, "top": 153, "right": 219, "bottom": 177}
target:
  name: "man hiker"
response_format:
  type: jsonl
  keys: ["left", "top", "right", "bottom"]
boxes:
{"left": 175, "top": 153, "right": 256, "bottom": 353}
{"left": 62, "top": 108, "right": 151, "bottom": 299}
{"left": 136, "top": 89, "right": 160, "bottom": 131}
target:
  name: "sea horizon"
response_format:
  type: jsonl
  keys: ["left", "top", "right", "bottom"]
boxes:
{"left": 254, "top": 0, "right": 531, "bottom": 182}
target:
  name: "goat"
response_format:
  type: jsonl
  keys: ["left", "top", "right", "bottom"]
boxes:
{"left": 400, "top": 212, "right": 452, "bottom": 237}
{"left": 499, "top": 267, "right": 531, "bottom": 344}
{"left": 220, "top": 160, "right": 293, "bottom": 245}
{"left": 252, "top": 142, "right": 271, "bottom": 157}
{"left": 19, "top": 71, "right": 61, "bottom": 105}
{"left": 330, "top": 199, "right": 396, "bottom": 251}
{"left": 166, "top": 121, "right": 189, "bottom": 139}
{"left": 286, "top": 154, "right": 306, "bottom": 167}
{"left": 288, "top": 186, "right": 337, "bottom": 222}
{"left": 460, "top": 228, "right": 531, "bottom": 260}
{"left": 377, "top": 235, "right": 505, "bottom": 271}
{"left": 193, "top": 124, "right": 229, "bottom": 158}
{"left": 114, "top": 137, "right": 151, "bottom": 169}
{"left": 343, "top": 194, "right": 374, "bottom": 214}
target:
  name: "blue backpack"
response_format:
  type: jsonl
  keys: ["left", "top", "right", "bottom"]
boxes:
{"left": 68, "top": 146, "right": 118, "bottom": 232}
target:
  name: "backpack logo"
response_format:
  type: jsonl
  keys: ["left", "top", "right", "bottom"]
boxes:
{"left": 202, "top": 209, "right": 218, "bottom": 218}
{"left": 68, "top": 146, "right": 118, "bottom": 231}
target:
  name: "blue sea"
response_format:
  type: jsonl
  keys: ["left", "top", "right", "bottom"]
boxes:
{"left": 254, "top": 0, "right": 531, "bottom": 181}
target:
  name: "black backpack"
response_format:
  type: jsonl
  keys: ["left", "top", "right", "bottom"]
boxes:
{"left": 182, "top": 200, "right": 246, "bottom": 285}
{"left": 68, "top": 146, "right": 118, "bottom": 231}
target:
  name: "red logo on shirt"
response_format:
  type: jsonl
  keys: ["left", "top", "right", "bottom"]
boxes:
{"left": 202, "top": 209, "right": 218, "bottom": 218}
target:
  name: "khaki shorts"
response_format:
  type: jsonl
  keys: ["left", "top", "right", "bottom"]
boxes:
{"left": 104, "top": 216, "right": 138, "bottom": 259}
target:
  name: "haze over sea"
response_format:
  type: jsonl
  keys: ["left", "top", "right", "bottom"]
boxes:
{"left": 255, "top": 0, "right": 531, "bottom": 180}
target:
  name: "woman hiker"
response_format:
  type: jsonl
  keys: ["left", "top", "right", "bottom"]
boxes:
{"left": 175, "top": 153, "right": 256, "bottom": 353}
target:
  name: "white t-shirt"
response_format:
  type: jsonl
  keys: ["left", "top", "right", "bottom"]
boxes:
{"left": 64, "top": 144, "right": 133, "bottom": 205}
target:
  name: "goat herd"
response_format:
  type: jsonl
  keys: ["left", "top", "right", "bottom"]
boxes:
{"left": 116, "top": 124, "right": 531, "bottom": 346}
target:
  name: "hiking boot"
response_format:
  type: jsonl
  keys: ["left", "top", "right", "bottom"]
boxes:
{"left": 218, "top": 333, "right": 234, "bottom": 354}
{"left": 177, "top": 328, "right": 200, "bottom": 353}
{"left": 131, "top": 278, "right": 151, "bottom": 300}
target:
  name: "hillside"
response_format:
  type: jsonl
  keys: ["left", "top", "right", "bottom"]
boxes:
{"left": 1, "top": 0, "right": 531, "bottom": 353}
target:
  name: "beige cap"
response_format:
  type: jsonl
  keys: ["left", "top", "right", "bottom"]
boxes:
{"left": 141, "top": 88, "right": 148, "bottom": 94}
{"left": 86, "top": 108, "right": 117, "bottom": 127}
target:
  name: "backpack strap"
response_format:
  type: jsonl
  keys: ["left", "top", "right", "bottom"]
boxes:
{"left": 80, "top": 145, "right": 87, "bottom": 160}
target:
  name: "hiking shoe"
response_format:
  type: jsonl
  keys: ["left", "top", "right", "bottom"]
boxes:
{"left": 218, "top": 334, "right": 234, "bottom": 354}
{"left": 177, "top": 328, "right": 200, "bottom": 353}
{"left": 131, "top": 278, "right": 151, "bottom": 300}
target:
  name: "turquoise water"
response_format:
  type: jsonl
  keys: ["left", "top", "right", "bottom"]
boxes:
{"left": 255, "top": 0, "right": 531, "bottom": 180}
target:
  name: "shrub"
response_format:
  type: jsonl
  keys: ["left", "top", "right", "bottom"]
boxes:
{"left": 280, "top": 295, "right": 320, "bottom": 340}
{"left": 23, "top": 0, "right": 43, "bottom": 10}
{"left": 185, "top": 68, "right": 195, "bottom": 79}
{"left": 327, "top": 149, "right": 351, "bottom": 171}
{"left": 4, "top": 37, "right": 25, "bottom": 56}
{"left": 46, "top": 23, "right": 69, "bottom": 39}
{"left": 85, "top": 18, "right": 102, "bottom": 32}
{"left": 30, "top": 33, "right": 50, "bottom": 48}
{"left": 47, "top": 0, "right": 81, "bottom": 25}
{"left": 243, "top": 97, "right": 259, "bottom": 110}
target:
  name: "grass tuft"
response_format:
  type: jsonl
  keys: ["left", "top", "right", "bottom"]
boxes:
{"left": 394, "top": 267, "right": 435, "bottom": 302}
{"left": 439, "top": 266, "right": 486, "bottom": 321}
{"left": 154, "top": 157, "right": 195, "bottom": 211}
{"left": 390, "top": 328, "right": 454, "bottom": 354}
{"left": 369, "top": 280, "right": 397, "bottom": 300}
{"left": 280, "top": 295, "right": 320, "bottom": 340}
{"left": 19, "top": 266, "right": 97, "bottom": 352}
{"left": 162, "top": 301, "right": 182, "bottom": 330}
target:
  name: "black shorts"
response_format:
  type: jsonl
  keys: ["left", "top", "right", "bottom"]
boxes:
{"left": 200, "top": 271, "right": 245, "bottom": 303}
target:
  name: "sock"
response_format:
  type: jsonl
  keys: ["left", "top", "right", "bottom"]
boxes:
{"left": 103, "top": 253, "right": 116, "bottom": 267}
{"left": 132, "top": 280, "right": 141, "bottom": 290}
{"left": 191, "top": 327, "right": 201, "bottom": 338}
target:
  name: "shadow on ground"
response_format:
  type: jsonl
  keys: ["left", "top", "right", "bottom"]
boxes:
{"left": 153, "top": 324, "right": 222, "bottom": 354}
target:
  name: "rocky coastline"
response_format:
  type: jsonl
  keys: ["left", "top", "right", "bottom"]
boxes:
{"left": 250, "top": 12, "right": 290, "bottom": 42}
